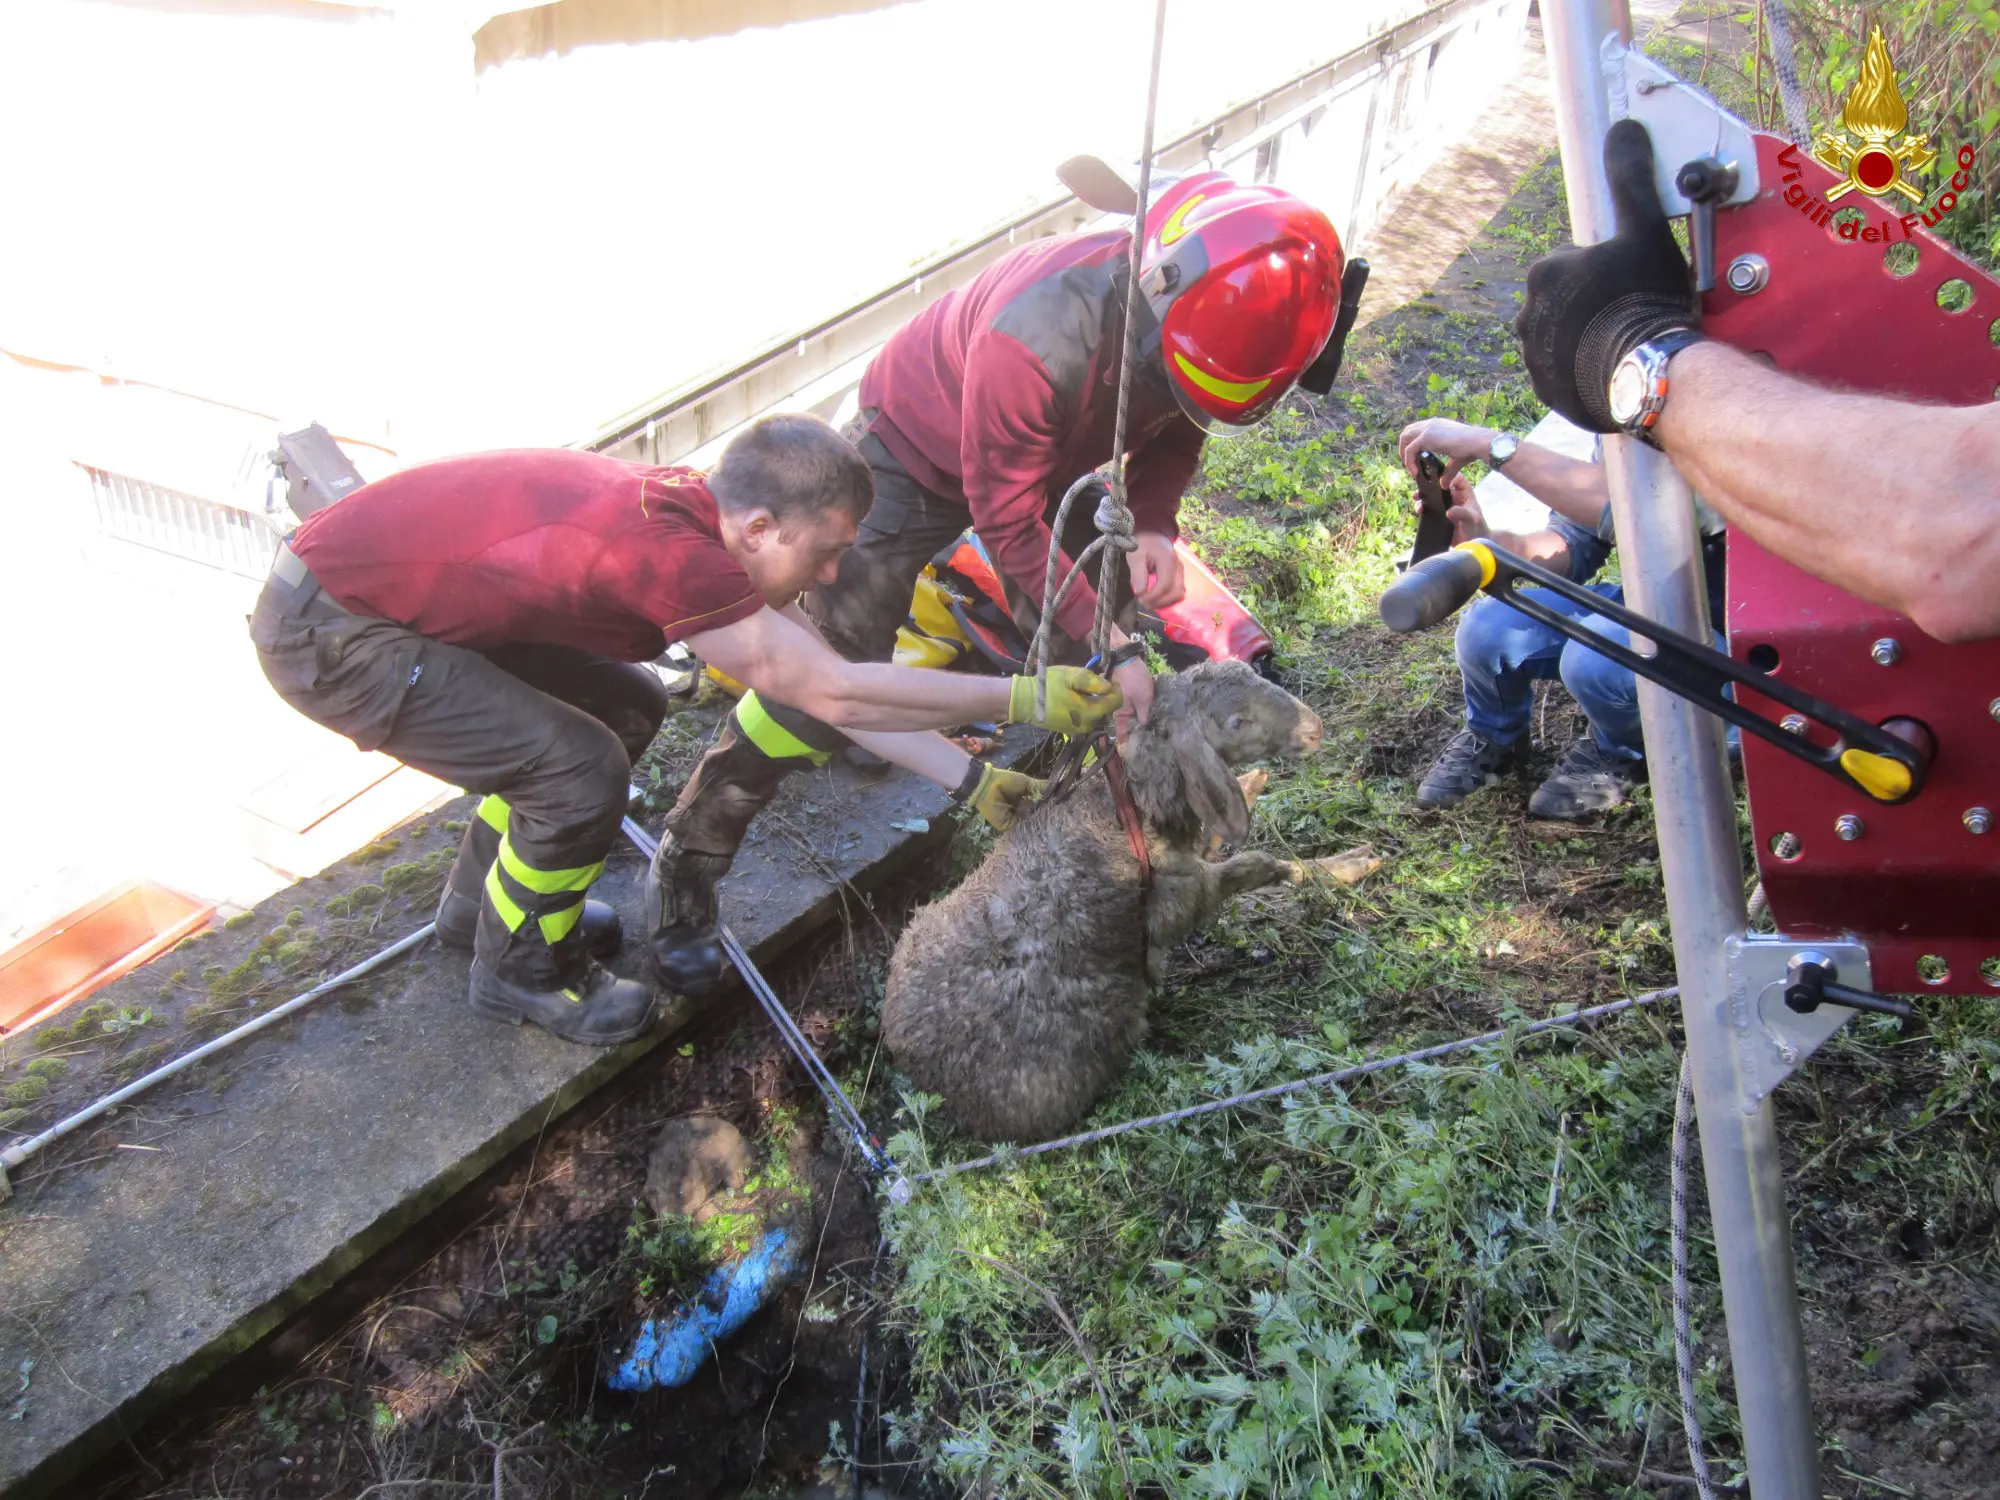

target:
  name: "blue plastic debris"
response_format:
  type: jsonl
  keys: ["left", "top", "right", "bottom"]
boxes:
{"left": 608, "top": 1227, "right": 802, "bottom": 1391}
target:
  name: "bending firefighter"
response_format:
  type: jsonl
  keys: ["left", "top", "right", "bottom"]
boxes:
{"left": 649, "top": 171, "right": 1350, "bottom": 995}
{"left": 251, "top": 417, "right": 1119, "bottom": 1046}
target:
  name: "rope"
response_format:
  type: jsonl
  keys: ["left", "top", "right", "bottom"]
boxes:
{"left": 1672, "top": 1054, "right": 1720, "bottom": 1500}
{"left": 1031, "top": 0, "right": 1169, "bottom": 713}
{"left": 911, "top": 986, "right": 1677, "bottom": 1184}
{"left": 1761, "top": 0, "right": 1813, "bottom": 146}
{"left": 620, "top": 818, "right": 908, "bottom": 1197}
{"left": 1027, "top": 476, "right": 1111, "bottom": 677}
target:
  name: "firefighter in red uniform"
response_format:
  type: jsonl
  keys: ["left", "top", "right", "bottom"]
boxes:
{"left": 251, "top": 416, "right": 1121, "bottom": 1045}
{"left": 646, "top": 173, "right": 1351, "bottom": 996}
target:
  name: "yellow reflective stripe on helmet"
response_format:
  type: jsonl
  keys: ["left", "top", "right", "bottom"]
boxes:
{"left": 1157, "top": 192, "right": 1207, "bottom": 246}
{"left": 736, "top": 691, "right": 832, "bottom": 766}
{"left": 496, "top": 834, "right": 603, "bottom": 895}
{"left": 484, "top": 861, "right": 528, "bottom": 932}
{"left": 538, "top": 900, "right": 585, "bottom": 945}
{"left": 475, "top": 794, "right": 510, "bottom": 834}
{"left": 1171, "top": 352, "right": 1272, "bottom": 405}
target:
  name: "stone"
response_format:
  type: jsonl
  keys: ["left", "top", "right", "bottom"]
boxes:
{"left": 645, "top": 1116, "right": 753, "bottom": 1220}
{"left": 1938, "top": 1438, "right": 1958, "bottom": 1463}
{"left": 0, "top": 728, "right": 1039, "bottom": 1499}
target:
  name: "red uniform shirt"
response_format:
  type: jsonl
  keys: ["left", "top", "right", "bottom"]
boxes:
{"left": 289, "top": 449, "right": 764, "bottom": 660}
{"left": 859, "top": 229, "right": 1205, "bottom": 640}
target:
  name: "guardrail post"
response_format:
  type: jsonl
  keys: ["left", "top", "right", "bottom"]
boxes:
{"left": 1540, "top": 2, "right": 1824, "bottom": 1495}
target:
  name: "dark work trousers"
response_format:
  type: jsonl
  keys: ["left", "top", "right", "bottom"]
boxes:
{"left": 249, "top": 557, "right": 669, "bottom": 881}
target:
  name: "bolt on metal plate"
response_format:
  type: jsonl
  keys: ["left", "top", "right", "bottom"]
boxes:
{"left": 1727, "top": 932, "right": 1874, "bottom": 1110}
{"left": 1966, "top": 807, "right": 1995, "bottom": 835}
{"left": 1726, "top": 252, "right": 1770, "bottom": 294}
{"left": 1869, "top": 638, "right": 1901, "bottom": 666}
{"left": 1779, "top": 713, "right": 1808, "bottom": 735}
{"left": 1835, "top": 813, "right": 1864, "bottom": 840}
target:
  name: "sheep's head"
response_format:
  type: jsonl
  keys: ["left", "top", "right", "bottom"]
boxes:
{"left": 1132, "top": 659, "right": 1323, "bottom": 844}
{"left": 1163, "top": 658, "right": 1322, "bottom": 763}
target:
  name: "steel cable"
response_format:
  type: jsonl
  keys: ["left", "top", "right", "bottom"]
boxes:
{"left": 910, "top": 986, "right": 1678, "bottom": 1183}
{"left": 1032, "top": 0, "right": 1169, "bottom": 713}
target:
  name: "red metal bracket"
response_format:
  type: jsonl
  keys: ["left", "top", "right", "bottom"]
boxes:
{"left": 1707, "top": 133, "right": 2000, "bottom": 995}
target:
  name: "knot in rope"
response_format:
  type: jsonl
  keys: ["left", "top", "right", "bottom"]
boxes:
{"left": 1094, "top": 482, "right": 1138, "bottom": 551}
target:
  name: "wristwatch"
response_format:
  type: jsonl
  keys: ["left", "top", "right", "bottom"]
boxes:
{"left": 1487, "top": 433, "right": 1520, "bottom": 468}
{"left": 1607, "top": 329, "right": 1706, "bottom": 447}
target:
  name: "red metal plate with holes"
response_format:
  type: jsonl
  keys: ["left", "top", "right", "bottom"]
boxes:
{"left": 1708, "top": 133, "right": 2000, "bottom": 995}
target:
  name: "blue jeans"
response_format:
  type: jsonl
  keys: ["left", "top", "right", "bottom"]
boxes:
{"left": 1455, "top": 585, "right": 1647, "bottom": 761}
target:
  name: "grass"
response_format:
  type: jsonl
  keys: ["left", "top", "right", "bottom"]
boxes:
{"left": 866, "top": 213, "right": 2000, "bottom": 1495}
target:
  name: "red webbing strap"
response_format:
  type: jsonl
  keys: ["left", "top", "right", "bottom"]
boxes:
{"left": 1098, "top": 733, "right": 1151, "bottom": 889}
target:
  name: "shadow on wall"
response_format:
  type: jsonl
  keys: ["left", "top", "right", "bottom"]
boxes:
{"left": 474, "top": 0, "right": 918, "bottom": 68}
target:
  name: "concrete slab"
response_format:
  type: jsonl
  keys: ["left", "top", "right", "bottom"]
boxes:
{"left": 0, "top": 735, "right": 1026, "bottom": 1499}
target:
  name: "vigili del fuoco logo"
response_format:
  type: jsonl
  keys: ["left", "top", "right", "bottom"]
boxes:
{"left": 1775, "top": 25, "right": 1975, "bottom": 245}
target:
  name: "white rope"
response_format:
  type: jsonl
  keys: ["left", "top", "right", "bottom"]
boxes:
{"left": 1672, "top": 1053, "right": 1721, "bottom": 1500}
{"left": 1761, "top": 0, "right": 1813, "bottom": 146}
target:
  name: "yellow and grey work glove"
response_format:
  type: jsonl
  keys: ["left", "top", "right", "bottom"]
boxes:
{"left": 951, "top": 761, "right": 1044, "bottom": 832}
{"left": 1005, "top": 666, "right": 1122, "bottom": 736}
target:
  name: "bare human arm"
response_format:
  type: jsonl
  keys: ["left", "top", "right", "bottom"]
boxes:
{"left": 687, "top": 605, "right": 1014, "bottom": 735}
{"left": 777, "top": 602, "right": 972, "bottom": 791}
{"left": 1655, "top": 341, "right": 2000, "bottom": 643}
{"left": 1397, "top": 418, "right": 1609, "bottom": 529}
{"left": 1439, "top": 473, "right": 1573, "bottom": 570}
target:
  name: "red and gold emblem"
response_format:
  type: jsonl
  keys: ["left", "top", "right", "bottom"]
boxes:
{"left": 1813, "top": 26, "right": 1935, "bottom": 203}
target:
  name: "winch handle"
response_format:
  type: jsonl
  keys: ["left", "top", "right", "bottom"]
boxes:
{"left": 1376, "top": 541, "right": 1929, "bottom": 805}
{"left": 1379, "top": 546, "right": 1489, "bottom": 633}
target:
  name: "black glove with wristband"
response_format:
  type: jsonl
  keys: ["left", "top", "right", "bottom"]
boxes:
{"left": 1515, "top": 119, "right": 1704, "bottom": 433}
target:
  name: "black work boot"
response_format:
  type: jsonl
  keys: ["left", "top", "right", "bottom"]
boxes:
{"left": 436, "top": 812, "right": 622, "bottom": 957}
{"left": 1527, "top": 738, "right": 1645, "bottom": 821}
{"left": 1416, "top": 730, "right": 1526, "bottom": 810}
{"left": 467, "top": 891, "right": 655, "bottom": 1046}
{"left": 644, "top": 714, "right": 801, "bottom": 995}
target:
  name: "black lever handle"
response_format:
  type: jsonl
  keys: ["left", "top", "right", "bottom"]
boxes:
{"left": 1783, "top": 959, "right": 1914, "bottom": 1021}
{"left": 1377, "top": 541, "right": 1929, "bottom": 804}
{"left": 1676, "top": 156, "right": 1739, "bottom": 294}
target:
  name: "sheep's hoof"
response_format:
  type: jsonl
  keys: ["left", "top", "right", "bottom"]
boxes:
{"left": 1299, "top": 846, "right": 1382, "bottom": 886}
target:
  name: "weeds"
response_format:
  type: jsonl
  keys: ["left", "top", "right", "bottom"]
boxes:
{"left": 873, "top": 156, "right": 1997, "bottom": 1498}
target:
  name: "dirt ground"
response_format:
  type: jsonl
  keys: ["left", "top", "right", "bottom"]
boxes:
{"left": 70, "top": 862, "right": 937, "bottom": 1500}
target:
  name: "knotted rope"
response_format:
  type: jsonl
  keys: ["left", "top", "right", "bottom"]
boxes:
{"left": 1030, "top": 0, "right": 1169, "bottom": 714}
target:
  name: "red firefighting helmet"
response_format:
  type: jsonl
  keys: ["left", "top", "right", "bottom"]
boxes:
{"left": 1138, "top": 172, "right": 1344, "bottom": 430}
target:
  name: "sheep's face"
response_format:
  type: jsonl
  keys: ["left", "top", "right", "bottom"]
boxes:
{"left": 1176, "top": 659, "right": 1323, "bottom": 764}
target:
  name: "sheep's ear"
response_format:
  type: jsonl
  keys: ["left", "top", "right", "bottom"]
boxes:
{"left": 1170, "top": 720, "right": 1249, "bottom": 845}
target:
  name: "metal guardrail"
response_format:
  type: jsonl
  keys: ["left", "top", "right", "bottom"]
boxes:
{"left": 587, "top": 0, "right": 1519, "bottom": 466}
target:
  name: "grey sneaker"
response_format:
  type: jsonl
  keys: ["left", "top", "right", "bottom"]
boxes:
{"left": 1416, "top": 731, "right": 1525, "bottom": 809}
{"left": 1528, "top": 738, "right": 1644, "bottom": 821}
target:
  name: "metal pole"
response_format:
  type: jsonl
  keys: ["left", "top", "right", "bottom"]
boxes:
{"left": 0, "top": 924, "right": 436, "bottom": 1199}
{"left": 1541, "top": 3, "right": 1823, "bottom": 1495}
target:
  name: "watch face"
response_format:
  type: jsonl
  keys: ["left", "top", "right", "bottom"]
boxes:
{"left": 1489, "top": 434, "right": 1519, "bottom": 465}
{"left": 1608, "top": 356, "right": 1649, "bottom": 424}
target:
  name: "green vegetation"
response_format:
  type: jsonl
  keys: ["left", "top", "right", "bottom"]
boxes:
{"left": 873, "top": 222, "right": 1998, "bottom": 1492}
{"left": 1657, "top": 2, "right": 2000, "bottom": 270}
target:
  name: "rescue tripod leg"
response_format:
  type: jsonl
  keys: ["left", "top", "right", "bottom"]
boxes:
{"left": 1543, "top": 3, "right": 1822, "bottom": 1494}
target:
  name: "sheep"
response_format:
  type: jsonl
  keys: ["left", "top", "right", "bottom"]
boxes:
{"left": 882, "top": 658, "right": 1379, "bottom": 1143}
